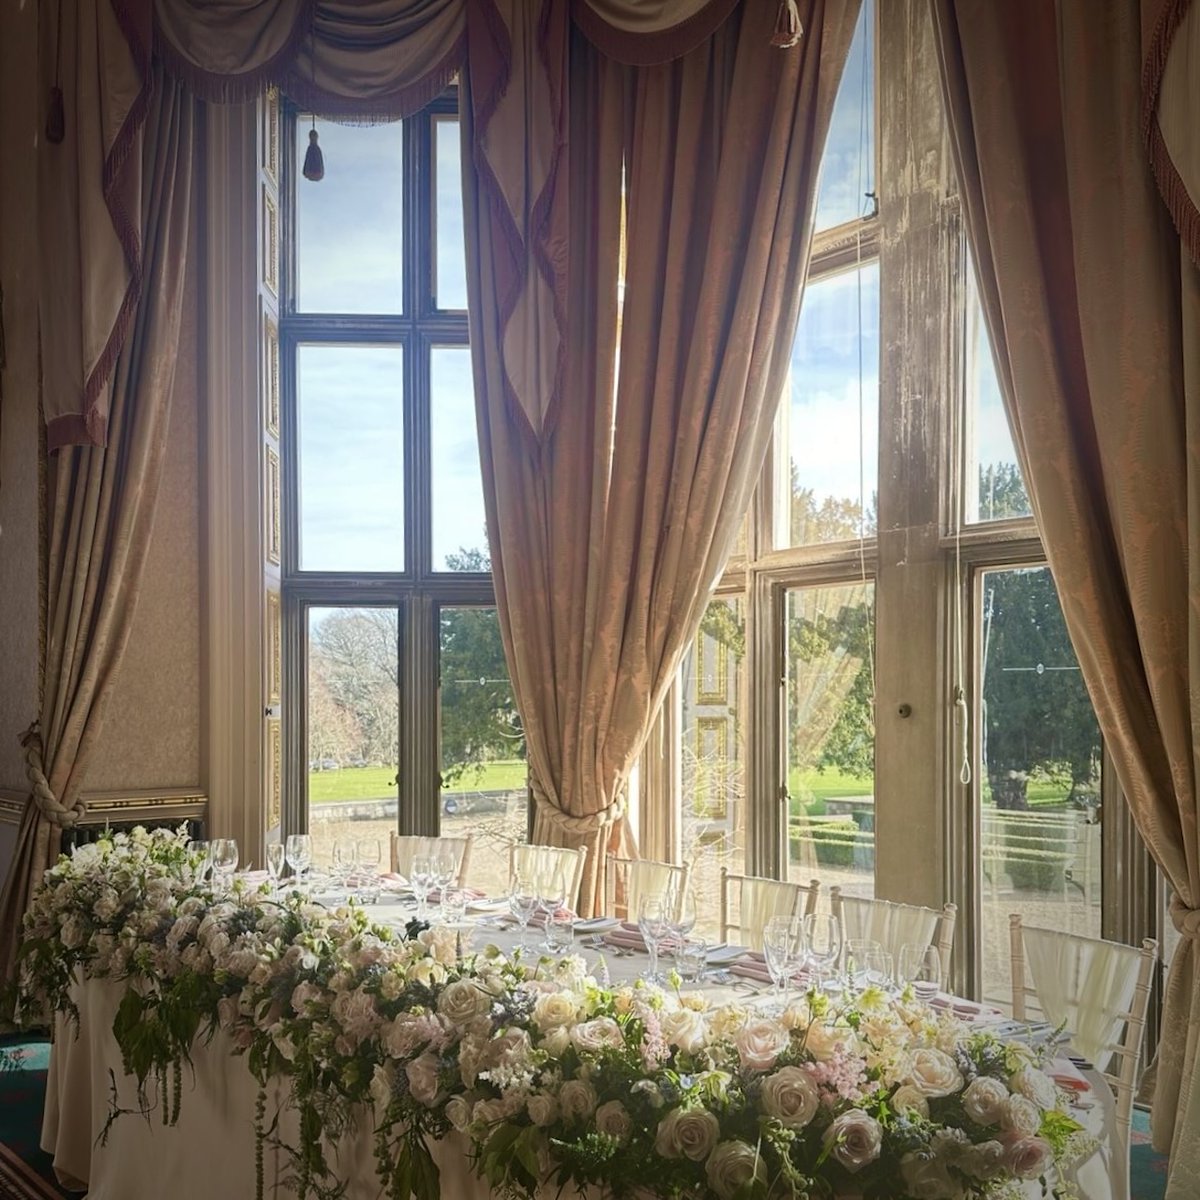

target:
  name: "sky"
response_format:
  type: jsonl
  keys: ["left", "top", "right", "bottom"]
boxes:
{"left": 295, "top": 0, "right": 1026, "bottom": 577}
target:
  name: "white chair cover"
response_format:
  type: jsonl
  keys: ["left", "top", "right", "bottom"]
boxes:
{"left": 611, "top": 860, "right": 684, "bottom": 920}
{"left": 391, "top": 835, "right": 471, "bottom": 885}
{"left": 1022, "top": 925, "right": 1141, "bottom": 1068}
{"left": 836, "top": 894, "right": 940, "bottom": 969}
{"left": 510, "top": 845, "right": 587, "bottom": 908}
{"left": 726, "top": 876, "right": 812, "bottom": 949}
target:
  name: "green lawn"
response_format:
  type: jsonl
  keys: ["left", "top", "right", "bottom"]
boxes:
{"left": 309, "top": 760, "right": 528, "bottom": 804}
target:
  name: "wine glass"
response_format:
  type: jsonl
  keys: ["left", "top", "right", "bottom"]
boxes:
{"left": 265, "top": 843, "right": 285, "bottom": 895}
{"left": 537, "top": 867, "right": 567, "bottom": 951}
{"left": 667, "top": 885, "right": 697, "bottom": 951}
{"left": 285, "top": 834, "right": 312, "bottom": 891}
{"left": 637, "top": 894, "right": 670, "bottom": 983}
{"left": 357, "top": 838, "right": 382, "bottom": 904}
{"left": 332, "top": 839, "right": 359, "bottom": 900}
{"left": 763, "top": 915, "right": 806, "bottom": 1008}
{"left": 899, "top": 943, "right": 943, "bottom": 1002}
{"left": 410, "top": 856, "right": 434, "bottom": 920}
{"left": 802, "top": 912, "right": 843, "bottom": 990}
{"left": 212, "top": 838, "right": 239, "bottom": 892}
{"left": 509, "top": 873, "right": 538, "bottom": 950}
{"left": 433, "top": 852, "right": 458, "bottom": 919}
{"left": 188, "top": 840, "right": 212, "bottom": 886}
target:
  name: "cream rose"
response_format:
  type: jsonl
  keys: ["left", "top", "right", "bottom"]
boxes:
{"left": 438, "top": 979, "right": 489, "bottom": 1027}
{"left": 533, "top": 991, "right": 579, "bottom": 1032}
{"left": 906, "top": 1047, "right": 964, "bottom": 1098}
{"left": 654, "top": 1108, "right": 720, "bottom": 1161}
{"left": 1005, "top": 1135, "right": 1054, "bottom": 1179}
{"left": 559, "top": 1079, "right": 598, "bottom": 1122}
{"left": 803, "top": 1019, "right": 847, "bottom": 1063}
{"left": 1001, "top": 1094, "right": 1042, "bottom": 1138}
{"left": 570, "top": 1017, "right": 625, "bottom": 1054}
{"left": 405, "top": 1052, "right": 442, "bottom": 1107}
{"left": 899, "top": 1152, "right": 961, "bottom": 1200}
{"left": 961, "top": 1139, "right": 1007, "bottom": 1181}
{"left": 705, "top": 1140, "right": 766, "bottom": 1200}
{"left": 527, "top": 1092, "right": 560, "bottom": 1127}
{"left": 541, "top": 1025, "right": 571, "bottom": 1057}
{"left": 445, "top": 1095, "right": 472, "bottom": 1132}
{"left": 891, "top": 1083, "right": 930, "bottom": 1118}
{"left": 823, "top": 1109, "right": 883, "bottom": 1173}
{"left": 661, "top": 1007, "right": 709, "bottom": 1054}
{"left": 1010, "top": 1065, "right": 1058, "bottom": 1111}
{"left": 595, "top": 1100, "right": 632, "bottom": 1143}
{"left": 760, "top": 1066, "right": 820, "bottom": 1130}
{"left": 962, "top": 1075, "right": 1009, "bottom": 1125}
{"left": 733, "top": 1017, "right": 790, "bottom": 1071}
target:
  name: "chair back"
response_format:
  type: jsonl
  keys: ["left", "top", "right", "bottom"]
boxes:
{"left": 605, "top": 857, "right": 690, "bottom": 922}
{"left": 830, "top": 888, "right": 957, "bottom": 979}
{"left": 390, "top": 834, "right": 473, "bottom": 887}
{"left": 509, "top": 844, "right": 589, "bottom": 911}
{"left": 1010, "top": 915, "right": 1156, "bottom": 1200}
{"left": 720, "top": 871, "right": 819, "bottom": 949}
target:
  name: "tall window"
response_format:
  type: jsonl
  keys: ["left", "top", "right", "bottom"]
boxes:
{"left": 282, "top": 94, "right": 525, "bottom": 890}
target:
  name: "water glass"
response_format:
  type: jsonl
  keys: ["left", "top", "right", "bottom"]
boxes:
{"left": 845, "top": 938, "right": 884, "bottom": 991}
{"left": 899, "top": 943, "right": 943, "bottom": 1002}
{"left": 803, "top": 912, "right": 843, "bottom": 989}
{"left": 265, "top": 843, "right": 285, "bottom": 895}
{"left": 212, "top": 839, "right": 239, "bottom": 891}
{"left": 638, "top": 894, "right": 670, "bottom": 983}
{"left": 545, "top": 911, "right": 575, "bottom": 956}
{"left": 442, "top": 887, "right": 468, "bottom": 924}
{"left": 676, "top": 938, "right": 708, "bottom": 983}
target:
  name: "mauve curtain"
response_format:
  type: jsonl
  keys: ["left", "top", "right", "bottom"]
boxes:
{"left": 0, "top": 65, "right": 196, "bottom": 982}
{"left": 464, "top": 0, "right": 861, "bottom": 915}
{"left": 929, "top": 1, "right": 1200, "bottom": 1193}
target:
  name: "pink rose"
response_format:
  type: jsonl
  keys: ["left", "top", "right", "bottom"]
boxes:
{"left": 1005, "top": 1135, "right": 1054, "bottom": 1180}
{"left": 733, "top": 1018, "right": 790, "bottom": 1072}
{"left": 405, "top": 1052, "right": 442, "bottom": 1106}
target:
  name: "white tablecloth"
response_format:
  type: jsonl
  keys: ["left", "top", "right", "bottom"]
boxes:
{"left": 41, "top": 906, "right": 1119, "bottom": 1200}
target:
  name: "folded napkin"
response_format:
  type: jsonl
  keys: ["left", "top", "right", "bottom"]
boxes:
{"left": 1048, "top": 1058, "right": 1092, "bottom": 1093}
{"left": 379, "top": 873, "right": 410, "bottom": 892}
{"left": 427, "top": 887, "right": 486, "bottom": 904}
{"left": 498, "top": 907, "right": 576, "bottom": 929}
{"left": 728, "top": 954, "right": 774, "bottom": 984}
{"left": 240, "top": 871, "right": 269, "bottom": 885}
{"left": 602, "top": 922, "right": 682, "bottom": 954}
{"left": 929, "top": 994, "right": 990, "bottom": 1019}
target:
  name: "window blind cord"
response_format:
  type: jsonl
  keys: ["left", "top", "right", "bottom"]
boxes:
{"left": 954, "top": 252, "right": 972, "bottom": 787}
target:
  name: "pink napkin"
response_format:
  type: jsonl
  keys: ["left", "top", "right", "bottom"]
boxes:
{"left": 427, "top": 887, "right": 486, "bottom": 904}
{"left": 728, "top": 954, "right": 774, "bottom": 984}
{"left": 929, "top": 994, "right": 991, "bottom": 1019}
{"left": 1048, "top": 1059, "right": 1092, "bottom": 1094}
{"left": 380, "top": 873, "right": 409, "bottom": 892}
{"left": 602, "top": 922, "right": 681, "bottom": 954}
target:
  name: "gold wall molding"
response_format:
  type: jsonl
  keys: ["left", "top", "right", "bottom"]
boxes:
{"left": 77, "top": 788, "right": 208, "bottom": 826}
{"left": 0, "top": 789, "right": 26, "bottom": 826}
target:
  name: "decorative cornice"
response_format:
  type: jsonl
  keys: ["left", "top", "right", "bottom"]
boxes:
{"left": 77, "top": 788, "right": 208, "bottom": 826}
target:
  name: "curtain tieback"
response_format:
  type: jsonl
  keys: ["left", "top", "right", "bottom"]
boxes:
{"left": 20, "top": 721, "right": 84, "bottom": 829}
{"left": 1169, "top": 894, "right": 1200, "bottom": 939}
{"left": 530, "top": 777, "right": 626, "bottom": 836}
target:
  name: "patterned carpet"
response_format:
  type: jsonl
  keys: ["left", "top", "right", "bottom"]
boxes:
{"left": 0, "top": 1034, "right": 1174, "bottom": 1199}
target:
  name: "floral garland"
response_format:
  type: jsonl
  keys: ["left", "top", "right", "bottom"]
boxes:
{"left": 13, "top": 827, "right": 1094, "bottom": 1200}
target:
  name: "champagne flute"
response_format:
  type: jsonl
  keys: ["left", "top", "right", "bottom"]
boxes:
{"left": 637, "top": 894, "right": 670, "bottom": 983}
{"left": 899, "top": 943, "right": 942, "bottom": 1002}
{"left": 803, "top": 912, "right": 843, "bottom": 990}
{"left": 265, "top": 843, "right": 285, "bottom": 896}
{"left": 509, "top": 873, "right": 538, "bottom": 950}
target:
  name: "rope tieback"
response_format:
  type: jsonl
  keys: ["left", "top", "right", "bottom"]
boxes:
{"left": 1169, "top": 893, "right": 1200, "bottom": 940}
{"left": 20, "top": 721, "right": 84, "bottom": 829}
{"left": 530, "top": 776, "right": 626, "bottom": 837}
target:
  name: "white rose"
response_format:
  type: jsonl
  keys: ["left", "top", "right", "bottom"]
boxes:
{"left": 705, "top": 1140, "right": 766, "bottom": 1200}
{"left": 60, "top": 917, "right": 86, "bottom": 950}
{"left": 445, "top": 1095, "right": 472, "bottom": 1132}
{"left": 760, "top": 1066, "right": 820, "bottom": 1129}
{"left": 438, "top": 979, "right": 489, "bottom": 1026}
{"left": 1005, "top": 1135, "right": 1055, "bottom": 1179}
{"left": 370, "top": 1064, "right": 395, "bottom": 1112}
{"left": 570, "top": 1017, "right": 625, "bottom": 1054}
{"left": 961, "top": 1139, "right": 1007, "bottom": 1181}
{"left": 527, "top": 1092, "right": 560, "bottom": 1127}
{"left": 533, "top": 991, "right": 579, "bottom": 1032}
{"left": 907, "top": 1047, "right": 964, "bottom": 1098}
{"left": 1001, "top": 1094, "right": 1042, "bottom": 1138}
{"left": 733, "top": 1017, "right": 790, "bottom": 1072}
{"left": 823, "top": 1109, "right": 883, "bottom": 1173}
{"left": 803, "top": 1019, "right": 848, "bottom": 1063}
{"left": 900, "top": 1152, "right": 961, "bottom": 1200}
{"left": 1010, "top": 1065, "right": 1058, "bottom": 1111}
{"left": 661, "top": 1007, "right": 709, "bottom": 1054}
{"left": 595, "top": 1100, "right": 632, "bottom": 1142}
{"left": 559, "top": 1079, "right": 597, "bottom": 1122}
{"left": 472, "top": 1098, "right": 508, "bottom": 1127}
{"left": 410, "top": 958, "right": 447, "bottom": 988}
{"left": 93, "top": 888, "right": 121, "bottom": 921}
{"left": 542, "top": 1025, "right": 571, "bottom": 1057}
{"left": 891, "top": 1083, "right": 930, "bottom": 1118}
{"left": 962, "top": 1075, "right": 1009, "bottom": 1125}
{"left": 405, "top": 1052, "right": 442, "bottom": 1107}
{"left": 654, "top": 1107, "right": 720, "bottom": 1161}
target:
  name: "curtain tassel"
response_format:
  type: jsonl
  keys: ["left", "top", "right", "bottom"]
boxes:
{"left": 46, "top": 86, "right": 65, "bottom": 144}
{"left": 771, "top": 0, "right": 803, "bottom": 48}
{"left": 302, "top": 127, "right": 324, "bottom": 182}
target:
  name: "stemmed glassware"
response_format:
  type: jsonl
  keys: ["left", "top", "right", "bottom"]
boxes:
{"left": 265, "top": 843, "right": 286, "bottom": 896}
{"left": 763, "top": 915, "right": 807, "bottom": 1009}
{"left": 537, "top": 867, "right": 567, "bottom": 951}
{"left": 357, "top": 838, "right": 382, "bottom": 904}
{"left": 433, "top": 853, "right": 457, "bottom": 920}
{"left": 285, "top": 834, "right": 312, "bottom": 894}
{"left": 638, "top": 894, "right": 670, "bottom": 983}
{"left": 410, "top": 856, "right": 434, "bottom": 920}
{"left": 667, "top": 885, "right": 697, "bottom": 946}
{"left": 332, "top": 839, "right": 359, "bottom": 899}
{"left": 212, "top": 839, "right": 239, "bottom": 892}
{"left": 188, "top": 840, "right": 212, "bottom": 886}
{"left": 845, "top": 938, "right": 884, "bottom": 991}
{"left": 802, "top": 912, "right": 843, "bottom": 990}
{"left": 899, "top": 943, "right": 942, "bottom": 1001}
{"left": 509, "top": 872, "right": 538, "bottom": 950}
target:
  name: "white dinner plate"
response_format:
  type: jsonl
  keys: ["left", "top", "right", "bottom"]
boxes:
{"left": 575, "top": 917, "right": 622, "bottom": 934}
{"left": 466, "top": 897, "right": 510, "bottom": 914}
{"left": 706, "top": 944, "right": 752, "bottom": 964}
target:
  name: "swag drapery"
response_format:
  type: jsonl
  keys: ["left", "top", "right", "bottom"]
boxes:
{"left": 4, "top": 0, "right": 861, "bottom": 971}
{"left": 929, "top": 0, "right": 1199, "bottom": 1193}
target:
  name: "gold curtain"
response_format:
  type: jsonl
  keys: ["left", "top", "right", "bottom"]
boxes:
{"left": 930, "top": 1, "right": 1200, "bottom": 1192}
{"left": 0, "top": 65, "right": 197, "bottom": 981}
{"left": 464, "top": 0, "right": 861, "bottom": 915}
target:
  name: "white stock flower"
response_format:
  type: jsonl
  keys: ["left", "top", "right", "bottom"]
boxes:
{"left": 654, "top": 1108, "right": 720, "bottom": 1161}
{"left": 962, "top": 1075, "right": 1009, "bottom": 1125}
{"left": 760, "top": 1066, "right": 820, "bottom": 1130}
{"left": 907, "top": 1047, "right": 964, "bottom": 1098}
{"left": 559, "top": 1080, "right": 598, "bottom": 1122}
{"left": 594, "top": 1100, "right": 632, "bottom": 1143}
{"left": 822, "top": 1109, "right": 883, "bottom": 1173}
{"left": 705, "top": 1140, "right": 766, "bottom": 1200}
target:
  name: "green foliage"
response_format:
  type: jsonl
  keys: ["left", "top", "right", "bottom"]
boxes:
{"left": 805, "top": 820, "right": 858, "bottom": 868}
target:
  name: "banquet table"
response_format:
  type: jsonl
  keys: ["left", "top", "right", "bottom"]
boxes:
{"left": 41, "top": 897, "right": 1120, "bottom": 1200}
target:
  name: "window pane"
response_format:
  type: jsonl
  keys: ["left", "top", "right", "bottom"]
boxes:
{"left": 296, "top": 120, "right": 403, "bottom": 313}
{"left": 434, "top": 119, "right": 468, "bottom": 310}
{"left": 681, "top": 597, "right": 746, "bottom": 941}
{"left": 784, "top": 264, "right": 879, "bottom": 546}
{"left": 439, "top": 606, "right": 525, "bottom": 897}
{"left": 298, "top": 345, "right": 404, "bottom": 572}
{"left": 814, "top": 0, "right": 874, "bottom": 231}
{"left": 966, "top": 268, "right": 1032, "bottom": 522}
{"left": 979, "top": 567, "right": 1101, "bottom": 1009}
{"left": 431, "top": 347, "right": 487, "bottom": 571}
{"left": 307, "top": 607, "right": 400, "bottom": 870}
{"left": 786, "top": 581, "right": 875, "bottom": 898}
